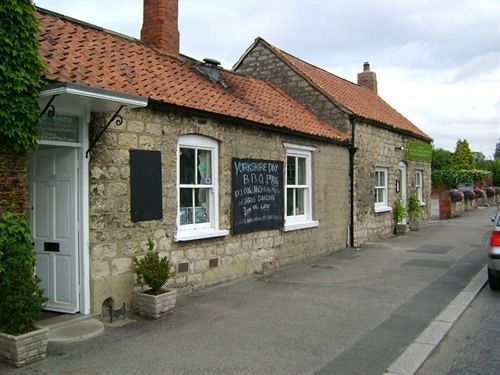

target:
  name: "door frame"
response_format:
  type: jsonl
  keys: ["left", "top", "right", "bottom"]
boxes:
{"left": 32, "top": 107, "right": 90, "bottom": 315}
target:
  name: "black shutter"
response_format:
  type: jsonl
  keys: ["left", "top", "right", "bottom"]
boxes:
{"left": 130, "top": 150, "right": 163, "bottom": 222}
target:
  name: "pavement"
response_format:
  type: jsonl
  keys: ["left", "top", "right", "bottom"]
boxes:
{"left": 0, "top": 206, "right": 493, "bottom": 375}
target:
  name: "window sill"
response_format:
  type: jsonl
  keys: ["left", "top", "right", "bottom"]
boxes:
{"left": 283, "top": 220, "right": 319, "bottom": 232}
{"left": 374, "top": 206, "right": 392, "bottom": 214}
{"left": 174, "top": 229, "right": 229, "bottom": 242}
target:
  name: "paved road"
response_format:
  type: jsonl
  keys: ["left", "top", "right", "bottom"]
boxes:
{"left": 1, "top": 207, "right": 493, "bottom": 374}
{"left": 417, "top": 285, "right": 500, "bottom": 375}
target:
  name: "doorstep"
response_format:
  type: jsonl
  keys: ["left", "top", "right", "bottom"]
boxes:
{"left": 35, "top": 313, "right": 104, "bottom": 343}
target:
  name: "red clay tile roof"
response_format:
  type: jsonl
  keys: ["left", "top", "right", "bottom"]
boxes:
{"left": 36, "top": 9, "right": 349, "bottom": 143}
{"left": 249, "top": 38, "right": 432, "bottom": 142}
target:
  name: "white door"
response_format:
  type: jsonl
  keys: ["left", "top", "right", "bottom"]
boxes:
{"left": 30, "top": 148, "right": 79, "bottom": 313}
{"left": 398, "top": 161, "right": 407, "bottom": 223}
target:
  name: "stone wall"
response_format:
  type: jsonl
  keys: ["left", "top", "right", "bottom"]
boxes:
{"left": 353, "top": 122, "right": 432, "bottom": 245}
{"left": 235, "top": 41, "right": 432, "bottom": 245}
{"left": 88, "top": 107, "right": 350, "bottom": 314}
{"left": 235, "top": 43, "right": 352, "bottom": 135}
{"left": 0, "top": 143, "right": 29, "bottom": 217}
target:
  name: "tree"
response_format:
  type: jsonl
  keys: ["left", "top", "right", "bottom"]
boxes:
{"left": 0, "top": 0, "right": 45, "bottom": 151}
{"left": 432, "top": 148, "right": 453, "bottom": 170}
{"left": 473, "top": 151, "right": 486, "bottom": 165}
{"left": 451, "top": 139, "right": 475, "bottom": 170}
{"left": 494, "top": 140, "right": 500, "bottom": 160}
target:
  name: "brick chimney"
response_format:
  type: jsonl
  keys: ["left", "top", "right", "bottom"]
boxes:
{"left": 141, "top": 0, "right": 179, "bottom": 57}
{"left": 357, "top": 62, "right": 377, "bottom": 94}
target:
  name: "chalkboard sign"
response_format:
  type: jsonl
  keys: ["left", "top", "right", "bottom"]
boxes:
{"left": 232, "top": 158, "right": 284, "bottom": 234}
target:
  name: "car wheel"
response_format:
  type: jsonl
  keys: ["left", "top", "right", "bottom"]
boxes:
{"left": 488, "top": 268, "right": 500, "bottom": 290}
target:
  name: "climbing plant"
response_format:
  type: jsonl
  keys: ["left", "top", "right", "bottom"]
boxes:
{"left": 0, "top": 0, "right": 45, "bottom": 151}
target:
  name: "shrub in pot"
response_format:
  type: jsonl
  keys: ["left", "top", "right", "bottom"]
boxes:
{"left": 474, "top": 188, "right": 485, "bottom": 200}
{"left": 449, "top": 190, "right": 464, "bottom": 202}
{"left": 408, "top": 193, "right": 422, "bottom": 231}
{"left": 133, "top": 239, "right": 176, "bottom": 319}
{"left": 0, "top": 212, "right": 48, "bottom": 367}
{"left": 463, "top": 190, "right": 475, "bottom": 201}
{"left": 393, "top": 199, "right": 407, "bottom": 234}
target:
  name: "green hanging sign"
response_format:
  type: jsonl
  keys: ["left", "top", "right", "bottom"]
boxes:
{"left": 407, "top": 141, "right": 433, "bottom": 162}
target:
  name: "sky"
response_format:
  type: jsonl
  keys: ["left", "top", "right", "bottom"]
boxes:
{"left": 34, "top": 0, "right": 500, "bottom": 158}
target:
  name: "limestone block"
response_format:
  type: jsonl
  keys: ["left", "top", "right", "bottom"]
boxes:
{"left": 92, "top": 261, "right": 111, "bottom": 279}
{"left": 139, "top": 135, "right": 155, "bottom": 149}
{"left": 194, "top": 260, "right": 208, "bottom": 272}
{"left": 187, "top": 274, "right": 202, "bottom": 284}
{"left": 111, "top": 258, "right": 132, "bottom": 275}
{"left": 225, "top": 242, "right": 241, "bottom": 256}
{"left": 127, "top": 120, "right": 144, "bottom": 133}
{"left": 108, "top": 182, "right": 128, "bottom": 197}
{"left": 169, "top": 250, "right": 185, "bottom": 263}
{"left": 158, "top": 237, "right": 171, "bottom": 251}
{"left": 146, "top": 122, "right": 162, "bottom": 136}
{"left": 185, "top": 248, "right": 205, "bottom": 261}
{"left": 92, "top": 243, "right": 118, "bottom": 259}
{"left": 118, "top": 133, "right": 137, "bottom": 148}
{"left": 90, "top": 183, "right": 105, "bottom": 196}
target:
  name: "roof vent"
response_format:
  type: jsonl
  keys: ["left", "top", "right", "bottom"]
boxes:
{"left": 196, "top": 58, "right": 230, "bottom": 89}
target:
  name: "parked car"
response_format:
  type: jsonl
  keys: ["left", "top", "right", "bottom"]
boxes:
{"left": 488, "top": 213, "right": 500, "bottom": 290}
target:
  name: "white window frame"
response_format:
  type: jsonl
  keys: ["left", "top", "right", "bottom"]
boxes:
{"left": 283, "top": 143, "right": 319, "bottom": 231}
{"left": 374, "top": 167, "right": 391, "bottom": 213}
{"left": 415, "top": 170, "right": 424, "bottom": 205}
{"left": 175, "top": 135, "right": 228, "bottom": 241}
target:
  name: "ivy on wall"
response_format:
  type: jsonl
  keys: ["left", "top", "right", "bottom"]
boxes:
{"left": 431, "top": 169, "right": 492, "bottom": 189}
{"left": 0, "top": 0, "right": 45, "bottom": 151}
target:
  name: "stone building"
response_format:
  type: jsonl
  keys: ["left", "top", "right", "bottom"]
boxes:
{"left": 22, "top": 1, "right": 351, "bottom": 316}
{"left": 233, "top": 38, "right": 433, "bottom": 246}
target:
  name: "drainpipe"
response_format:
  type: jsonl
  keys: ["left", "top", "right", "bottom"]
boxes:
{"left": 348, "top": 115, "right": 357, "bottom": 248}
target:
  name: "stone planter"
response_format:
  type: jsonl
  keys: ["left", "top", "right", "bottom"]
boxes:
{"left": 394, "top": 224, "right": 408, "bottom": 235}
{"left": 409, "top": 220, "right": 420, "bottom": 231}
{"left": 135, "top": 289, "right": 177, "bottom": 319}
{"left": 0, "top": 327, "right": 48, "bottom": 368}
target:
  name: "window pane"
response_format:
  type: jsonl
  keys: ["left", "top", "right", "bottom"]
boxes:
{"left": 375, "top": 171, "right": 381, "bottom": 187}
{"left": 180, "top": 148, "right": 195, "bottom": 184}
{"left": 287, "top": 188, "right": 294, "bottom": 216}
{"left": 297, "top": 157, "right": 306, "bottom": 185}
{"left": 180, "top": 188, "right": 193, "bottom": 225}
{"left": 296, "top": 188, "right": 305, "bottom": 215}
{"left": 287, "top": 156, "right": 296, "bottom": 185}
{"left": 198, "top": 149, "right": 212, "bottom": 185}
{"left": 195, "top": 188, "right": 210, "bottom": 224}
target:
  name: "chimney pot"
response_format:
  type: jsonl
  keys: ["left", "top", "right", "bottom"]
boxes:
{"left": 357, "top": 61, "right": 378, "bottom": 94}
{"left": 141, "top": 0, "right": 179, "bottom": 57}
{"left": 203, "top": 58, "right": 221, "bottom": 66}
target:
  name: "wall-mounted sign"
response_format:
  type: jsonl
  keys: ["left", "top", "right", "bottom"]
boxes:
{"left": 232, "top": 158, "right": 284, "bottom": 234}
{"left": 38, "top": 115, "right": 79, "bottom": 143}
{"left": 407, "top": 141, "right": 433, "bottom": 162}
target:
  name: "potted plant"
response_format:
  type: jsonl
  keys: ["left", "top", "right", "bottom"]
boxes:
{"left": 393, "top": 199, "right": 407, "bottom": 234}
{"left": 0, "top": 212, "right": 48, "bottom": 367}
{"left": 408, "top": 193, "right": 422, "bottom": 231}
{"left": 133, "top": 239, "right": 176, "bottom": 319}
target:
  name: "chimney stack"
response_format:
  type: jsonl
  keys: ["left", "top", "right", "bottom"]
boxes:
{"left": 141, "top": 0, "right": 179, "bottom": 57}
{"left": 357, "top": 62, "right": 377, "bottom": 94}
